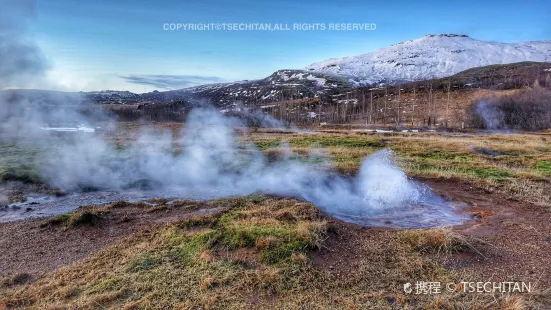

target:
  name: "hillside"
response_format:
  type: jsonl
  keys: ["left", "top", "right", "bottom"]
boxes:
{"left": 155, "top": 69, "right": 353, "bottom": 109}
{"left": 305, "top": 34, "right": 551, "bottom": 85}
{"left": 3, "top": 62, "right": 550, "bottom": 127}
{"left": 248, "top": 62, "right": 551, "bottom": 128}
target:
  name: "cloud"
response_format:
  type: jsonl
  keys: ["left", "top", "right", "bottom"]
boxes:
{"left": 119, "top": 74, "right": 226, "bottom": 90}
{"left": 0, "top": 0, "right": 49, "bottom": 89}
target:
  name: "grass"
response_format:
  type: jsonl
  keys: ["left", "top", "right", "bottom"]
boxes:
{"left": 0, "top": 142, "right": 44, "bottom": 185}
{"left": 536, "top": 161, "right": 551, "bottom": 176}
{"left": 287, "top": 135, "right": 385, "bottom": 148}
{"left": 43, "top": 207, "right": 108, "bottom": 228}
{"left": 398, "top": 228, "right": 471, "bottom": 255}
{"left": 248, "top": 131, "right": 551, "bottom": 206}
{"left": 2, "top": 127, "right": 551, "bottom": 308}
{"left": 0, "top": 142, "right": 41, "bottom": 167}
{"left": 471, "top": 167, "right": 513, "bottom": 181}
{"left": 5, "top": 125, "right": 549, "bottom": 206}
{"left": 0, "top": 196, "right": 333, "bottom": 309}
{"left": 1, "top": 195, "right": 540, "bottom": 309}
{"left": 0, "top": 165, "right": 42, "bottom": 184}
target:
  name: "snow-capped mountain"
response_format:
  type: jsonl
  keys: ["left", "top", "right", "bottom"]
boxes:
{"left": 305, "top": 34, "right": 551, "bottom": 85}
{"left": 156, "top": 69, "right": 353, "bottom": 108}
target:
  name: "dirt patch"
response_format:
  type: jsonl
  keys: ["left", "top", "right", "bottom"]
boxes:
{"left": 1, "top": 178, "right": 551, "bottom": 306}
{"left": 310, "top": 220, "right": 395, "bottom": 280}
{"left": 312, "top": 178, "right": 551, "bottom": 289}
{"left": 429, "top": 179, "right": 551, "bottom": 287}
{"left": 0, "top": 202, "right": 224, "bottom": 277}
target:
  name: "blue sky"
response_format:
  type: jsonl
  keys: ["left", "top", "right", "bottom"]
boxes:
{"left": 29, "top": 0, "right": 551, "bottom": 92}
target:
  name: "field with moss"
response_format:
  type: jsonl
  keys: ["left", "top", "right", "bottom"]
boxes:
{"left": 1, "top": 127, "right": 551, "bottom": 309}
{"left": 249, "top": 129, "right": 551, "bottom": 207}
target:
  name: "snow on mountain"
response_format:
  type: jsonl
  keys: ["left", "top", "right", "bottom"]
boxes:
{"left": 156, "top": 69, "right": 353, "bottom": 109}
{"left": 305, "top": 34, "right": 551, "bottom": 85}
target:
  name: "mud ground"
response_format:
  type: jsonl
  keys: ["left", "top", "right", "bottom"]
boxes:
{"left": 0, "top": 178, "right": 550, "bottom": 291}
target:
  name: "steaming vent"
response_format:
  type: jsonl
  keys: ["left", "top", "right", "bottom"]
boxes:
{"left": 299, "top": 149, "right": 466, "bottom": 227}
{"left": 1, "top": 107, "right": 467, "bottom": 227}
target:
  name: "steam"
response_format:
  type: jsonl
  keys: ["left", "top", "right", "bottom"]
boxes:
{"left": 475, "top": 100, "right": 506, "bottom": 130}
{"left": 0, "top": 0, "right": 48, "bottom": 89}
{"left": 0, "top": 2, "right": 463, "bottom": 227}
{"left": 1, "top": 100, "right": 464, "bottom": 227}
{"left": 0, "top": 193, "right": 8, "bottom": 207}
{"left": 226, "top": 104, "right": 313, "bottom": 133}
{"left": 356, "top": 153, "right": 421, "bottom": 208}
{"left": 245, "top": 109, "right": 287, "bottom": 128}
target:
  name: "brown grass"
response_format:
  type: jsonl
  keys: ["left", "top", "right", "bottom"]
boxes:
{"left": 43, "top": 206, "right": 109, "bottom": 229}
{"left": 2, "top": 195, "right": 546, "bottom": 309}
{"left": 398, "top": 228, "right": 471, "bottom": 255}
{"left": 247, "top": 131, "right": 551, "bottom": 207}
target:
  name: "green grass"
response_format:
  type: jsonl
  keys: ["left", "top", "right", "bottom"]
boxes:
{"left": 248, "top": 132, "right": 551, "bottom": 207}
{"left": 174, "top": 196, "right": 326, "bottom": 266}
{"left": 43, "top": 208, "right": 107, "bottom": 228}
{"left": 400, "top": 149, "right": 474, "bottom": 162}
{"left": 0, "top": 165, "right": 42, "bottom": 184}
{"left": 536, "top": 161, "right": 551, "bottom": 176}
{"left": 2, "top": 196, "right": 331, "bottom": 309}
{"left": 127, "top": 255, "right": 159, "bottom": 272}
{"left": 0, "top": 143, "right": 41, "bottom": 167}
{"left": 471, "top": 167, "right": 513, "bottom": 180}
{"left": 288, "top": 135, "right": 384, "bottom": 148}
{"left": 253, "top": 140, "right": 282, "bottom": 151}
{"left": 0, "top": 143, "right": 43, "bottom": 185}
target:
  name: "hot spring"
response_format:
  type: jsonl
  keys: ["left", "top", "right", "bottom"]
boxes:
{"left": 1, "top": 109, "right": 468, "bottom": 227}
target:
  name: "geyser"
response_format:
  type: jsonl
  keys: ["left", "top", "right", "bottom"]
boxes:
{"left": 1, "top": 106, "right": 467, "bottom": 228}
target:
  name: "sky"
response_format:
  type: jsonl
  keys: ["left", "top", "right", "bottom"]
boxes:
{"left": 5, "top": 0, "right": 551, "bottom": 93}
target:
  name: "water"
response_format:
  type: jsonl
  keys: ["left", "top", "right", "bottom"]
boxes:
{"left": 1, "top": 184, "right": 468, "bottom": 228}
{"left": 1, "top": 110, "right": 470, "bottom": 227}
{"left": 0, "top": 189, "right": 219, "bottom": 223}
{"left": 316, "top": 185, "right": 468, "bottom": 228}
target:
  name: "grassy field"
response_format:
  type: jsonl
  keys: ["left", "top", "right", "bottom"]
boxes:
{"left": 3, "top": 195, "right": 545, "bottom": 309}
{"left": 248, "top": 130, "right": 551, "bottom": 207}
{"left": 5, "top": 127, "right": 550, "bottom": 207}
{"left": 1, "top": 127, "right": 551, "bottom": 309}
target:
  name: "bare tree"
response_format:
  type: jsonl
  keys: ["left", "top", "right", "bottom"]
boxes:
{"left": 396, "top": 87, "right": 401, "bottom": 127}
{"left": 428, "top": 82, "right": 433, "bottom": 127}
{"left": 369, "top": 90, "right": 373, "bottom": 125}
{"left": 411, "top": 84, "right": 416, "bottom": 126}
{"left": 446, "top": 79, "right": 451, "bottom": 127}
{"left": 383, "top": 87, "right": 388, "bottom": 125}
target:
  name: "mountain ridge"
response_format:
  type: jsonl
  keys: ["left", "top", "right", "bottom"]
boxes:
{"left": 304, "top": 34, "right": 551, "bottom": 85}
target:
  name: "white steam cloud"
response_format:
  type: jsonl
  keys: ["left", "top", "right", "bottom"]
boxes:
{"left": 0, "top": 3, "right": 464, "bottom": 228}
{"left": 0, "top": 98, "right": 465, "bottom": 227}
{"left": 0, "top": 0, "right": 48, "bottom": 89}
{"left": 475, "top": 100, "right": 506, "bottom": 130}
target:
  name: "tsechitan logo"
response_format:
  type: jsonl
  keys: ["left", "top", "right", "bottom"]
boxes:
{"left": 404, "top": 281, "right": 533, "bottom": 294}
{"left": 460, "top": 282, "right": 532, "bottom": 293}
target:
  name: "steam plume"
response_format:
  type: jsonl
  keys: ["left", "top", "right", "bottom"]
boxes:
{"left": 2, "top": 101, "right": 464, "bottom": 227}
{"left": 0, "top": 0, "right": 48, "bottom": 89}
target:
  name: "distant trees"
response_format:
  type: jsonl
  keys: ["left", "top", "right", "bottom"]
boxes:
{"left": 109, "top": 102, "right": 190, "bottom": 122}
{"left": 467, "top": 87, "right": 551, "bottom": 130}
{"left": 107, "top": 63, "right": 551, "bottom": 129}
